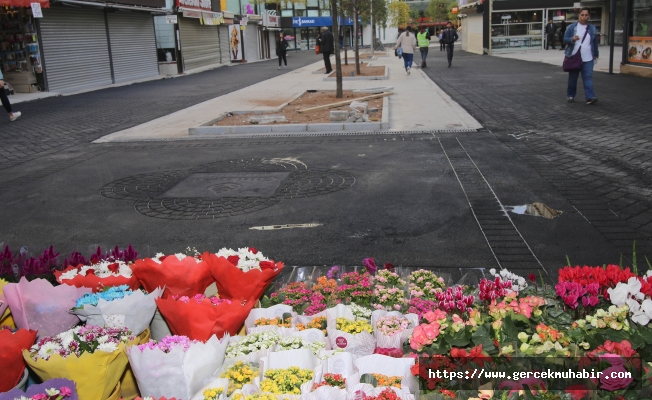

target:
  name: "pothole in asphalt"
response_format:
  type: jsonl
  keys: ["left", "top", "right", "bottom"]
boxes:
{"left": 506, "top": 202, "right": 563, "bottom": 219}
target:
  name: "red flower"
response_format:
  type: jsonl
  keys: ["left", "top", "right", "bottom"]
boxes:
{"left": 528, "top": 273, "right": 536, "bottom": 282}
{"left": 107, "top": 263, "right": 119, "bottom": 273}
{"left": 159, "top": 255, "right": 168, "bottom": 261}
{"left": 226, "top": 255, "right": 240, "bottom": 265}
{"left": 565, "top": 384, "right": 588, "bottom": 400}
{"left": 248, "top": 247, "right": 258, "bottom": 254}
{"left": 259, "top": 261, "right": 275, "bottom": 270}
{"left": 439, "top": 389, "right": 456, "bottom": 399}
{"left": 384, "top": 263, "right": 395, "bottom": 271}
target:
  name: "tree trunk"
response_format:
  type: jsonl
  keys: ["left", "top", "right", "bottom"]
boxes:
{"left": 354, "top": 7, "right": 360, "bottom": 75}
{"left": 332, "top": 0, "right": 343, "bottom": 98}
{"left": 341, "top": 9, "right": 348, "bottom": 65}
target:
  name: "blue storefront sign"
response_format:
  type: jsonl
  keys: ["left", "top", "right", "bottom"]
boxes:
{"left": 292, "top": 16, "right": 355, "bottom": 27}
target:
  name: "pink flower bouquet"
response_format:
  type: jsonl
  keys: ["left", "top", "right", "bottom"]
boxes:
{"left": 3, "top": 277, "right": 90, "bottom": 338}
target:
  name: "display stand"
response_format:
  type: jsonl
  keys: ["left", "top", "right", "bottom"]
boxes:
{"left": 0, "top": 7, "right": 43, "bottom": 93}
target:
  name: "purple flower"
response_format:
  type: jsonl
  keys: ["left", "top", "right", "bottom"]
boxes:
{"left": 327, "top": 266, "right": 340, "bottom": 279}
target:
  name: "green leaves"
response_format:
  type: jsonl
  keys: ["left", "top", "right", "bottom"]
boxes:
{"left": 360, "top": 373, "right": 379, "bottom": 387}
{"left": 472, "top": 325, "right": 496, "bottom": 353}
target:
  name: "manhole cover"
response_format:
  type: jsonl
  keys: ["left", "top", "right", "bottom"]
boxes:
{"left": 506, "top": 202, "right": 563, "bottom": 219}
{"left": 100, "top": 158, "right": 355, "bottom": 220}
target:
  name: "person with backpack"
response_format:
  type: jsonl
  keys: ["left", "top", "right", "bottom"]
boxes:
{"left": 393, "top": 26, "right": 417, "bottom": 75}
{"left": 276, "top": 32, "right": 290, "bottom": 70}
{"left": 417, "top": 25, "right": 431, "bottom": 68}
{"left": 0, "top": 71, "right": 20, "bottom": 122}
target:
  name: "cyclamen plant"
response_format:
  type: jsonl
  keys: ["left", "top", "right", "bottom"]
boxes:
{"left": 30, "top": 326, "right": 134, "bottom": 361}
{"left": 488, "top": 268, "right": 528, "bottom": 291}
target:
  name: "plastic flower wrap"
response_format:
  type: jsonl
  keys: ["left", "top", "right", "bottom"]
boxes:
{"left": 24, "top": 326, "right": 135, "bottom": 400}
{"left": 372, "top": 311, "right": 417, "bottom": 349}
{"left": 0, "top": 378, "right": 78, "bottom": 400}
{"left": 0, "top": 327, "right": 37, "bottom": 392}
{"left": 156, "top": 294, "right": 252, "bottom": 341}
{"left": 276, "top": 337, "right": 325, "bottom": 355}
{"left": 4, "top": 277, "right": 91, "bottom": 338}
{"left": 244, "top": 304, "right": 296, "bottom": 335}
{"left": 257, "top": 348, "right": 320, "bottom": 397}
{"left": 71, "top": 286, "right": 163, "bottom": 336}
{"left": 348, "top": 354, "right": 417, "bottom": 400}
{"left": 131, "top": 254, "right": 214, "bottom": 299}
{"left": 204, "top": 251, "right": 284, "bottom": 303}
{"left": 260, "top": 366, "right": 313, "bottom": 395}
{"left": 326, "top": 305, "right": 376, "bottom": 357}
{"left": 127, "top": 335, "right": 228, "bottom": 400}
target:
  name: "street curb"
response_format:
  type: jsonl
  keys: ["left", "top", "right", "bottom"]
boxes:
{"left": 323, "top": 66, "right": 389, "bottom": 81}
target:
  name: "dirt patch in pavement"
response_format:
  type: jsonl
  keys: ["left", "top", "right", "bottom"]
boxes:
{"left": 316, "top": 63, "right": 386, "bottom": 77}
{"left": 213, "top": 91, "right": 384, "bottom": 126}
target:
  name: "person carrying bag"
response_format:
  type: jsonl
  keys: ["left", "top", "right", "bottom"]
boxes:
{"left": 562, "top": 7, "right": 599, "bottom": 105}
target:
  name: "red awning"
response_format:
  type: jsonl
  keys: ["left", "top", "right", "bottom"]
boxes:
{"left": 0, "top": 0, "right": 50, "bottom": 7}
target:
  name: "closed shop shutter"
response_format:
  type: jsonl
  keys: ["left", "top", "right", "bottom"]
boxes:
{"left": 40, "top": 7, "right": 113, "bottom": 92}
{"left": 178, "top": 17, "right": 220, "bottom": 71}
{"left": 107, "top": 12, "right": 159, "bottom": 84}
{"left": 244, "top": 24, "right": 259, "bottom": 62}
{"left": 219, "top": 25, "right": 229, "bottom": 64}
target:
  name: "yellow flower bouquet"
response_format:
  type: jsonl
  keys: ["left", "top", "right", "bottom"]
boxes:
{"left": 326, "top": 308, "right": 376, "bottom": 357}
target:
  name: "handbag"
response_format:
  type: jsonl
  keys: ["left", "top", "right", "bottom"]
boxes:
{"left": 315, "top": 45, "right": 320, "bottom": 55}
{"left": 562, "top": 27, "right": 589, "bottom": 72}
{"left": 396, "top": 47, "right": 403, "bottom": 57}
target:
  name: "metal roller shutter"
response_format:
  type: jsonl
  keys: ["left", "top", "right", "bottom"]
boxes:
{"left": 178, "top": 17, "right": 220, "bottom": 71}
{"left": 219, "top": 25, "right": 229, "bottom": 64}
{"left": 107, "top": 12, "right": 159, "bottom": 84}
{"left": 40, "top": 7, "right": 112, "bottom": 92}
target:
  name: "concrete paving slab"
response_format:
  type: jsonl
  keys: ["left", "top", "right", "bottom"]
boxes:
{"left": 492, "top": 45, "right": 621, "bottom": 74}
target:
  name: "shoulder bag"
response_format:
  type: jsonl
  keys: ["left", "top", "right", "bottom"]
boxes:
{"left": 315, "top": 45, "right": 320, "bottom": 54}
{"left": 562, "top": 27, "right": 589, "bottom": 72}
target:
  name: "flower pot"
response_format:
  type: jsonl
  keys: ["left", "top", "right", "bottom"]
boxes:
{"left": 149, "top": 310, "right": 171, "bottom": 340}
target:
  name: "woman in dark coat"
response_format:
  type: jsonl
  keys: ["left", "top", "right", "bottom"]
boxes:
{"left": 276, "top": 32, "right": 290, "bottom": 69}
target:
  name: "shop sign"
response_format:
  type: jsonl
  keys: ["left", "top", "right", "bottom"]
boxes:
{"left": 263, "top": 11, "right": 279, "bottom": 27}
{"left": 240, "top": 17, "right": 248, "bottom": 25}
{"left": 628, "top": 37, "right": 652, "bottom": 65}
{"left": 183, "top": 10, "right": 203, "bottom": 18}
{"left": 202, "top": 12, "right": 223, "bottom": 25}
{"left": 166, "top": 15, "right": 178, "bottom": 24}
{"left": 30, "top": 3, "right": 43, "bottom": 17}
{"left": 291, "top": 16, "right": 355, "bottom": 27}
{"left": 177, "top": 0, "right": 212, "bottom": 12}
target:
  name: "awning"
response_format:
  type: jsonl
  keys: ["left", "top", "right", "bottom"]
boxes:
{"left": 0, "top": 0, "right": 49, "bottom": 7}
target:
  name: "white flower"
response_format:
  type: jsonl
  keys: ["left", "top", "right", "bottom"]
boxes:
{"left": 608, "top": 277, "right": 642, "bottom": 307}
{"left": 174, "top": 253, "right": 187, "bottom": 260}
{"left": 59, "top": 269, "right": 78, "bottom": 280}
{"left": 489, "top": 268, "right": 496, "bottom": 276}
{"left": 38, "top": 341, "right": 63, "bottom": 360}
{"left": 57, "top": 331, "right": 75, "bottom": 349}
{"left": 97, "top": 342, "right": 119, "bottom": 353}
{"left": 632, "top": 299, "right": 652, "bottom": 326}
{"left": 97, "top": 335, "right": 109, "bottom": 344}
{"left": 45, "top": 389, "right": 60, "bottom": 396}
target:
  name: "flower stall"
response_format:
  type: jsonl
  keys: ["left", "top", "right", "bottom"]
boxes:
{"left": 1, "top": 246, "right": 652, "bottom": 400}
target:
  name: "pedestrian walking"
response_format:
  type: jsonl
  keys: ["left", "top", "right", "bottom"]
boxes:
{"left": 545, "top": 19, "right": 557, "bottom": 50}
{"left": 319, "top": 27, "right": 334, "bottom": 74}
{"left": 276, "top": 32, "right": 289, "bottom": 69}
{"left": 438, "top": 30, "right": 445, "bottom": 51}
{"left": 559, "top": 20, "right": 567, "bottom": 50}
{"left": 442, "top": 22, "right": 459, "bottom": 68}
{"left": 0, "top": 72, "right": 20, "bottom": 122}
{"left": 563, "top": 7, "right": 599, "bottom": 105}
{"left": 417, "top": 25, "right": 431, "bottom": 68}
{"left": 393, "top": 26, "right": 417, "bottom": 75}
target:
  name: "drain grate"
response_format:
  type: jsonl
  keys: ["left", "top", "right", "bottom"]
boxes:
{"left": 506, "top": 202, "right": 563, "bottom": 219}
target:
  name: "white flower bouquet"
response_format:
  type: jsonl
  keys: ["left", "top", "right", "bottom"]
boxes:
{"left": 225, "top": 331, "right": 281, "bottom": 364}
{"left": 126, "top": 335, "right": 227, "bottom": 400}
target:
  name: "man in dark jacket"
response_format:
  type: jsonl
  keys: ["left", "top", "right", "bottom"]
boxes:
{"left": 559, "top": 20, "right": 567, "bottom": 50}
{"left": 320, "top": 27, "right": 334, "bottom": 74}
{"left": 442, "top": 22, "right": 459, "bottom": 68}
{"left": 545, "top": 19, "right": 557, "bottom": 50}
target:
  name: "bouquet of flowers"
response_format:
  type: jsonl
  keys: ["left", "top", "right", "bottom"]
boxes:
{"left": 3, "top": 277, "right": 90, "bottom": 337}
{"left": 373, "top": 315, "right": 411, "bottom": 349}
{"left": 71, "top": 286, "right": 163, "bottom": 336}
{"left": 0, "top": 327, "right": 37, "bottom": 392}
{"left": 24, "top": 326, "right": 135, "bottom": 400}
{"left": 259, "top": 367, "right": 313, "bottom": 395}
{"left": 348, "top": 355, "right": 417, "bottom": 400}
{"left": 156, "top": 294, "right": 253, "bottom": 341}
{"left": 0, "top": 378, "right": 78, "bottom": 400}
{"left": 55, "top": 246, "right": 140, "bottom": 291}
{"left": 0, "top": 278, "right": 13, "bottom": 327}
{"left": 276, "top": 337, "right": 325, "bottom": 356}
{"left": 372, "top": 287, "right": 408, "bottom": 312}
{"left": 131, "top": 254, "right": 214, "bottom": 299}
{"left": 189, "top": 379, "right": 229, "bottom": 400}
{"left": 204, "top": 249, "right": 283, "bottom": 303}
{"left": 327, "top": 306, "right": 376, "bottom": 357}
{"left": 127, "top": 335, "right": 228, "bottom": 400}
{"left": 225, "top": 331, "right": 281, "bottom": 362}
{"left": 219, "top": 361, "right": 258, "bottom": 397}
{"left": 350, "top": 303, "right": 373, "bottom": 321}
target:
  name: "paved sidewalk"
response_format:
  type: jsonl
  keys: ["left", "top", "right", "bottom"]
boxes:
{"left": 95, "top": 52, "right": 482, "bottom": 142}
{"left": 492, "top": 45, "right": 621, "bottom": 73}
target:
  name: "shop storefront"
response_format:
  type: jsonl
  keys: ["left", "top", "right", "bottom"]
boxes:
{"left": 37, "top": 0, "right": 163, "bottom": 93}
{"left": 279, "top": 16, "right": 356, "bottom": 51}
{"left": 0, "top": 3, "right": 48, "bottom": 93}
{"left": 176, "top": 0, "right": 224, "bottom": 71}
{"left": 621, "top": 0, "right": 652, "bottom": 77}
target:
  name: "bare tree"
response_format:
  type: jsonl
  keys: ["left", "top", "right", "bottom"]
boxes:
{"left": 332, "top": 0, "right": 343, "bottom": 98}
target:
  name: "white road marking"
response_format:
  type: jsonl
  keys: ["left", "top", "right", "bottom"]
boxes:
{"left": 250, "top": 223, "right": 323, "bottom": 230}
